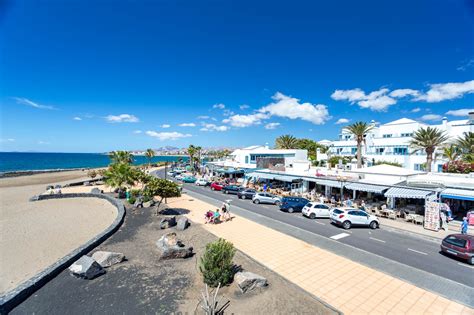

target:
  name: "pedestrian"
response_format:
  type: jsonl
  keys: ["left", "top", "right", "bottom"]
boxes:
{"left": 319, "top": 194, "right": 325, "bottom": 204}
{"left": 221, "top": 201, "right": 231, "bottom": 221}
{"left": 440, "top": 210, "right": 447, "bottom": 231}
{"left": 461, "top": 217, "right": 468, "bottom": 234}
{"left": 346, "top": 198, "right": 353, "bottom": 207}
{"left": 213, "top": 208, "right": 221, "bottom": 224}
{"left": 263, "top": 183, "right": 267, "bottom": 192}
{"left": 360, "top": 200, "right": 366, "bottom": 211}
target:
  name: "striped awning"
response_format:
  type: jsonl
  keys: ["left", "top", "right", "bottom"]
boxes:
{"left": 315, "top": 179, "right": 342, "bottom": 188}
{"left": 384, "top": 187, "right": 433, "bottom": 199}
{"left": 273, "top": 175, "right": 302, "bottom": 182}
{"left": 344, "top": 182, "right": 389, "bottom": 194}
{"left": 440, "top": 188, "right": 474, "bottom": 201}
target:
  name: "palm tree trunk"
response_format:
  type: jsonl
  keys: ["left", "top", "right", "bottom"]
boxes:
{"left": 357, "top": 141, "right": 362, "bottom": 168}
{"left": 426, "top": 152, "right": 433, "bottom": 172}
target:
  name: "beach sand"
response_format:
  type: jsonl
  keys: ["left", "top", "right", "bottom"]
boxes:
{"left": 0, "top": 170, "right": 117, "bottom": 294}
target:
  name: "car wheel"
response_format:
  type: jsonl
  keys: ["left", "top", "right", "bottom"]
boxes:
{"left": 469, "top": 256, "right": 474, "bottom": 266}
{"left": 288, "top": 207, "right": 294, "bottom": 213}
{"left": 211, "top": 187, "right": 214, "bottom": 191}
{"left": 369, "top": 221, "right": 378, "bottom": 229}
{"left": 342, "top": 221, "right": 351, "bottom": 230}
{"left": 254, "top": 199, "right": 260, "bottom": 204}
{"left": 309, "top": 213, "right": 316, "bottom": 219}
{"left": 225, "top": 190, "right": 229, "bottom": 194}
{"left": 275, "top": 201, "right": 281, "bottom": 207}
{"left": 242, "top": 195, "right": 246, "bottom": 200}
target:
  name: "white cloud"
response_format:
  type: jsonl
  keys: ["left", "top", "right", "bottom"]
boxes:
{"left": 421, "top": 114, "right": 443, "bottom": 121}
{"left": 223, "top": 109, "right": 234, "bottom": 116}
{"left": 213, "top": 103, "right": 225, "bottom": 109}
{"left": 331, "top": 88, "right": 397, "bottom": 111}
{"left": 0, "top": 138, "right": 15, "bottom": 142}
{"left": 13, "top": 97, "right": 56, "bottom": 110}
{"left": 260, "top": 92, "right": 330, "bottom": 124}
{"left": 335, "top": 118, "right": 350, "bottom": 124}
{"left": 389, "top": 89, "right": 420, "bottom": 98}
{"left": 200, "top": 123, "right": 229, "bottom": 132}
{"left": 264, "top": 122, "right": 280, "bottom": 130}
{"left": 73, "top": 117, "right": 82, "bottom": 121}
{"left": 457, "top": 59, "right": 474, "bottom": 71}
{"left": 445, "top": 108, "right": 474, "bottom": 117}
{"left": 239, "top": 104, "right": 250, "bottom": 110}
{"left": 38, "top": 141, "right": 50, "bottom": 145}
{"left": 179, "top": 123, "right": 196, "bottom": 127}
{"left": 106, "top": 114, "right": 139, "bottom": 123}
{"left": 145, "top": 131, "right": 192, "bottom": 141}
{"left": 133, "top": 130, "right": 142, "bottom": 134}
{"left": 160, "top": 124, "right": 171, "bottom": 128}
{"left": 223, "top": 112, "right": 269, "bottom": 127}
{"left": 197, "top": 115, "right": 210, "bottom": 119}
{"left": 331, "top": 88, "right": 366, "bottom": 102}
{"left": 414, "top": 80, "right": 474, "bottom": 103}
{"left": 411, "top": 107, "right": 421, "bottom": 113}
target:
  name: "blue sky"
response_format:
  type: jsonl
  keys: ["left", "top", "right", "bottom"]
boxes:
{"left": 1, "top": 0, "right": 473, "bottom": 153}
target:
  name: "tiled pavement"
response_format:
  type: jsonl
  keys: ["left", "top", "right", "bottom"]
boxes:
{"left": 168, "top": 194, "right": 474, "bottom": 315}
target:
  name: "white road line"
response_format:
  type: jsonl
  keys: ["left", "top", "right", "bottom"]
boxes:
{"left": 314, "top": 221, "right": 326, "bottom": 225}
{"left": 408, "top": 248, "right": 428, "bottom": 255}
{"left": 369, "top": 237, "right": 386, "bottom": 243}
{"left": 457, "top": 263, "right": 474, "bottom": 269}
{"left": 330, "top": 233, "right": 350, "bottom": 240}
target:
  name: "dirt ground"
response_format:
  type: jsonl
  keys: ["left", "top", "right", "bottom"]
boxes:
{"left": 13, "top": 198, "right": 337, "bottom": 315}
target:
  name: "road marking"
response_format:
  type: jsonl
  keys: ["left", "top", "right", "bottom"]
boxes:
{"left": 330, "top": 233, "right": 350, "bottom": 240}
{"left": 457, "top": 263, "right": 474, "bottom": 269}
{"left": 369, "top": 237, "right": 386, "bottom": 243}
{"left": 314, "top": 221, "right": 326, "bottom": 225}
{"left": 408, "top": 248, "right": 428, "bottom": 255}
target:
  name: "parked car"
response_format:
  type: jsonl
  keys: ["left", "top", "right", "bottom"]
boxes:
{"left": 195, "top": 178, "right": 209, "bottom": 186}
{"left": 167, "top": 171, "right": 175, "bottom": 177}
{"left": 252, "top": 192, "right": 281, "bottom": 206}
{"left": 279, "top": 197, "right": 310, "bottom": 213}
{"left": 237, "top": 188, "right": 257, "bottom": 200}
{"left": 222, "top": 185, "right": 242, "bottom": 195}
{"left": 440, "top": 234, "right": 474, "bottom": 265}
{"left": 302, "top": 202, "right": 332, "bottom": 219}
{"left": 330, "top": 208, "right": 379, "bottom": 229}
{"left": 181, "top": 176, "right": 197, "bottom": 183}
{"left": 210, "top": 182, "right": 224, "bottom": 191}
{"left": 175, "top": 174, "right": 185, "bottom": 181}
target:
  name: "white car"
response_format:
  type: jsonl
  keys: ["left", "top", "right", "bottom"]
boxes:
{"left": 330, "top": 208, "right": 379, "bottom": 230}
{"left": 302, "top": 202, "right": 331, "bottom": 219}
{"left": 195, "top": 178, "right": 209, "bottom": 186}
{"left": 252, "top": 192, "right": 281, "bottom": 206}
{"left": 175, "top": 174, "right": 185, "bottom": 181}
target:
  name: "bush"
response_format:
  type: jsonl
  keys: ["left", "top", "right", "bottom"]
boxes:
{"left": 199, "top": 239, "right": 236, "bottom": 287}
{"left": 128, "top": 196, "right": 136, "bottom": 205}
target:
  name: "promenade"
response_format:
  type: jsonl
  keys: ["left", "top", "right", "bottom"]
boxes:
{"left": 168, "top": 194, "right": 474, "bottom": 314}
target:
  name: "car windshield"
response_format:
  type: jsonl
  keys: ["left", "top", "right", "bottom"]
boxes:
{"left": 444, "top": 236, "right": 467, "bottom": 248}
{"left": 332, "top": 209, "right": 343, "bottom": 214}
{"left": 306, "top": 203, "right": 313, "bottom": 207}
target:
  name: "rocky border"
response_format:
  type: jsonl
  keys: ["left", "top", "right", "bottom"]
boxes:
{"left": 0, "top": 193, "right": 126, "bottom": 314}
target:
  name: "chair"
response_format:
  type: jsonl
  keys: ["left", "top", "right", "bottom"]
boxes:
{"left": 388, "top": 210, "right": 397, "bottom": 220}
{"left": 374, "top": 208, "right": 383, "bottom": 217}
{"left": 414, "top": 215, "right": 424, "bottom": 225}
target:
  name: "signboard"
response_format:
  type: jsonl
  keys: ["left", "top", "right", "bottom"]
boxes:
{"left": 424, "top": 201, "right": 440, "bottom": 231}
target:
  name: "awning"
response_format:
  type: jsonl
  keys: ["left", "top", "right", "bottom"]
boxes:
{"left": 246, "top": 172, "right": 275, "bottom": 180}
{"left": 273, "top": 175, "right": 302, "bottom": 182}
{"left": 315, "top": 179, "right": 342, "bottom": 188}
{"left": 384, "top": 187, "right": 433, "bottom": 199}
{"left": 216, "top": 168, "right": 244, "bottom": 174}
{"left": 344, "top": 182, "right": 389, "bottom": 194}
{"left": 440, "top": 188, "right": 474, "bottom": 201}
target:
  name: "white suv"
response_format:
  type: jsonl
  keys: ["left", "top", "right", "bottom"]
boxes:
{"left": 302, "top": 203, "right": 331, "bottom": 219}
{"left": 252, "top": 192, "right": 281, "bottom": 206}
{"left": 330, "top": 208, "right": 379, "bottom": 229}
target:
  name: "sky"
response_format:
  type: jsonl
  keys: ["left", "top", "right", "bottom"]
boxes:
{"left": 1, "top": 0, "right": 473, "bottom": 153}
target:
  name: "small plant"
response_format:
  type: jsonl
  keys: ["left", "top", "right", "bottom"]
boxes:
{"left": 87, "top": 169, "right": 97, "bottom": 179}
{"left": 200, "top": 284, "right": 228, "bottom": 315}
{"left": 199, "top": 239, "right": 236, "bottom": 287}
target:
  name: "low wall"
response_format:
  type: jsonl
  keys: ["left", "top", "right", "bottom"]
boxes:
{"left": 0, "top": 193, "right": 126, "bottom": 314}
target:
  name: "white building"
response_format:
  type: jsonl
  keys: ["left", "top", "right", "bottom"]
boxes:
{"left": 208, "top": 145, "right": 308, "bottom": 170}
{"left": 323, "top": 113, "right": 473, "bottom": 172}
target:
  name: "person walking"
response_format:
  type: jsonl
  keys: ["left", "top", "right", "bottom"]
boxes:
{"left": 461, "top": 217, "right": 468, "bottom": 234}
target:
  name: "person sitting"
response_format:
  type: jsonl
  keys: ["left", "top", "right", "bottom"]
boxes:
{"left": 212, "top": 209, "right": 221, "bottom": 224}
{"left": 204, "top": 210, "right": 214, "bottom": 224}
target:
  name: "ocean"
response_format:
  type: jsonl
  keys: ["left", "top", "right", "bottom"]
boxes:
{"left": 0, "top": 152, "right": 189, "bottom": 173}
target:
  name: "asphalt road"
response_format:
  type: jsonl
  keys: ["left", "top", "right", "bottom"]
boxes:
{"left": 156, "top": 170, "right": 474, "bottom": 291}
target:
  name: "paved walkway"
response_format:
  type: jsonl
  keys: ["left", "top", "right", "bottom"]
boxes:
{"left": 168, "top": 194, "right": 474, "bottom": 315}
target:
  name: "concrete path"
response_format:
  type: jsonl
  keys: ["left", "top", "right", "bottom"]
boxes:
{"left": 168, "top": 194, "right": 474, "bottom": 314}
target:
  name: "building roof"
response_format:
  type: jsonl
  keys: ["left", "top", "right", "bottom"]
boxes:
{"left": 383, "top": 118, "right": 420, "bottom": 126}
{"left": 349, "top": 164, "right": 424, "bottom": 176}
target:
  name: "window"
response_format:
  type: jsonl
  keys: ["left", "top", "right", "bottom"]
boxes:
{"left": 394, "top": 147, "right": 408, "bottom": 155}
{"left": 401, "top": 133, "right": 413, "bottom": 137}
{"left": 245, "top": 156, "right": 249, "bottom": 164}
{"left": 351, "top": 148, "right": 357, "bottom": 154}
{"left": 444, "top": 236, "right": 467, "bottom": 248}
{"left": 382, "top": 134, "right": 392, "bottom": 138}
{"left": 376, "top": 148, "right": 384, "bottom": 155}
{"left": 414, "top": 163, "right": 425, "bottom": 171}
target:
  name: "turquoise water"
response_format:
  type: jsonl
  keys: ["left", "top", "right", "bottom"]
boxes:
{"left": 0, "top": 152, "right": 188, "bottom": 173}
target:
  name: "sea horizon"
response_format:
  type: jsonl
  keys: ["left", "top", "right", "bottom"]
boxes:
{"left": 0, "top": 152, "right": 189, "bottom": 173}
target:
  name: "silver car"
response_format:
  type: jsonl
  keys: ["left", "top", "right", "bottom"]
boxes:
{"left": 252, "top": 192, "right": 281, "bottom": 206}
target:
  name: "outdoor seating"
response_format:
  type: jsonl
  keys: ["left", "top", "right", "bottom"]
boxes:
{"left": 414, "top": 215, "right": 424, "bottom": 225}
{"left": 387, "top": 210, "right": 397, "bottom": 220}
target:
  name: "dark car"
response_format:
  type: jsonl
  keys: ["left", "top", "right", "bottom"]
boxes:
{"left": 237, "top": 188, "right": 257, "bottom": 200}
{"left": 222, "top": 185, "right": 243, "bottom": 195}
{"left": 279, "top": 197, "right": 310, "bottom": 213}
{"left": 440, "top": 234, "right": 474, "bottom": 265}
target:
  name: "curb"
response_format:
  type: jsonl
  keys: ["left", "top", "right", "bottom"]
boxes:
{"left": 0, "top": 193, "right": 126, "bottom": 314}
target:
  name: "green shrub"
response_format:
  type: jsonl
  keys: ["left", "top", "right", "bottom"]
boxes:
{"left": 128, "top": 196, "right": 136, "bottom": 205}
{"left": 199, "top": 239, "right": 236, "bottom": 287}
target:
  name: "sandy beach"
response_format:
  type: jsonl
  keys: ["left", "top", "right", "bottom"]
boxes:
{"left": 0, "top": 170, "right": 118, "bottom": 294}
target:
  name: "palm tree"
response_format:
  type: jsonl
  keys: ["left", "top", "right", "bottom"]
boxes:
{"left": 145, "top": 148, "right": 155, "bottom": 168}
{"left": 275, "top": 135, "right": 298, "bottom": 149}
{"left": 344, "top": 122, "right": 374, "bottom": 168}
{"left": 187, "top": 145, "right": 197, "bottom": 171}
{"left": 194, "top": 146, "right": 202, "bottom": 173}
{"left": 442, "top": 144, "right": 459, "bottom": 162}
{"left": 455, "top": 132, "right": 474, "bottom": 162}
{"left": 109, "top": 151, "right": 134, "bottom": 165}
{"left": 409, "top": 127, "right": 449, "bottom": 172}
